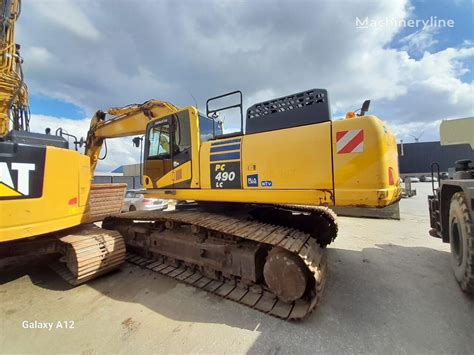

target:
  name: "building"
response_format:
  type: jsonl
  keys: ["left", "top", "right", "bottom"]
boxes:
{"left": 93, "top": 167, "right": 142, "bottom": 189}
{"left": 397, "top": 141, "right": 473, "bottom": 175}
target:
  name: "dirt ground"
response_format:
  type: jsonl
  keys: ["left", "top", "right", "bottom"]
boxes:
{"left": 1, "top": 183, "right": 473, "bottom": 354}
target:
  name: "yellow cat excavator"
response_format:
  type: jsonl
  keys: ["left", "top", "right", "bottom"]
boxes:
{"left": 0, "top": 0, "right": 126, "bottom": 285}
{"left": 82, "top": 90, "right": 400, "bottom": 319}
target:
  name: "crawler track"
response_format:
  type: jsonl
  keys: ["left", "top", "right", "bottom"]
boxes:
{"left": 51, "top": 225, "right": 126, "bottom": 286}
{"left": 251, "top": 204, "right": 338, "bottom": 247}
{"left": 105, "top": 210, "right": 328, "bottom": 320}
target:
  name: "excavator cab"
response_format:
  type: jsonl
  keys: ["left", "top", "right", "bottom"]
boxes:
{"left": 144, "top": 108, "right": 195, "bottom": 188}
{"left": 142, "top": 92, "right": 232, "bottom": 190}
{"left": 142, "top": 91, "right": 238, "bottom": 190}
{"left": 143, "top": 104, "right": 229, "bottom": 189}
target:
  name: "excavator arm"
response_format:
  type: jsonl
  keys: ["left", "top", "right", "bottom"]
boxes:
{"left": 0, "top": 0, "right": 29, "bottom": 136}
{"left": 85, "top": 99, "right": 180, "bottom": 174}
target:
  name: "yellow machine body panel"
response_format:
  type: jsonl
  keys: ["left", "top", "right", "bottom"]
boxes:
{"left": 142, "top": 107, "right": 400, "bottom": 207}
{"left": 235, "top": 122, "right": 332, "bottom": 190}
{"left": 0, "top": 146, "right": 92, "bottom": 242}
{"left": 332, "top": 115, "right": 400, "bottom": 207}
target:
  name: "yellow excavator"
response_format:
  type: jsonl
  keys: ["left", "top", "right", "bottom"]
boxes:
{"left": 82, "top": 89, "right": 400, "bottom": 319}
{"left": 0, "top": 0, "right": 126, "bottom": 285}
{"left": 1, "top": 0, "right": 401, "bottom": 319}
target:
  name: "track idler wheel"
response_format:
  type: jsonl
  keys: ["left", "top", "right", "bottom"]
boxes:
{"left": 263, "top": 247, "right": 309, "bottom": 302}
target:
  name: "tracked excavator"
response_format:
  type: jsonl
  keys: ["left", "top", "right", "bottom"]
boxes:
{"left": 83, "top": 89, "right": 401, "bottom": 319}
{"left": 0, "top": 0, "right": 126, "bottom": 285}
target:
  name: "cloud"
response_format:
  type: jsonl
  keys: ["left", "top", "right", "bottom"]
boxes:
{"left": 29, "top": 0, "right": 101, "bottom": 41}
{"left": 374, "top": 46, "right": 474, "bottom": 141}
{"left": 400, "top": 26, "right": 439, "bottom": 54}
{"left": 16, "top": 0, "right": 474, "bottom": 152}
{"left": 23, "top": 46, "right": 53, "bottom": 66}
{"left": 390, "top": 119, "right": 442, "bottom": 142}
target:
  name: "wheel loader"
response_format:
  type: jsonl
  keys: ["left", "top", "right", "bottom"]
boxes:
{"left": 428, "top": 117, "right": 474, "bottom": 293}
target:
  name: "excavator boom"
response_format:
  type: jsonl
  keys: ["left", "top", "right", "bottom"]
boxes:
{"left": 85, "top": 100, "right": 179, "bottom": 174}
{"left": 0, "top": 0, "right": 29, "bottom": 137}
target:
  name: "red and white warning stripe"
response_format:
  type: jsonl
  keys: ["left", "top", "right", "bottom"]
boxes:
{"left": 336, "top": 129, "right": 364, "bottom": 154}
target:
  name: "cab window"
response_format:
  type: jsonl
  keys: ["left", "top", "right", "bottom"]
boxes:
{"left": 148, "top": 122, "right": 170, "bottom": 159}
{"left": 174, "top": 112, "right": 191, "bottom": 153}
{"left": 199, "top": 114, "right": 223, "bottom": 143}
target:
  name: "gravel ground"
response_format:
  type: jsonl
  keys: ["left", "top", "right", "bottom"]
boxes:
{"left": 1, "top": 183, "right": 473, "bottom": 354}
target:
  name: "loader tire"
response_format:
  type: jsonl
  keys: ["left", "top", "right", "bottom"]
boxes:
{"left": 449, "top": 192, "right": 474, "bottom": 293}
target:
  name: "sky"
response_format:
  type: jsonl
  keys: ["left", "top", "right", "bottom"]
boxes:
{"left": 17, "top": 0, "right": 474, "bottom": 171}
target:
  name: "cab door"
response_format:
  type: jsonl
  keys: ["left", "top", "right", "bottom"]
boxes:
{"left": 143, "top": 110, "right": 193, "bottom": 189}
{"left": 143, "top": 119, "right": 174, "bottom": 188}
{"left": 170, "top": 111, "right": 192, "bottom": 188}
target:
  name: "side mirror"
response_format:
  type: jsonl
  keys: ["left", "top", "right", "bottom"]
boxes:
{"left": 132, "top": 136, "right": 142, "bottom": 148}
{"left": 359, "top": 100, "right": 371, "bottom": 116}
